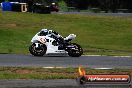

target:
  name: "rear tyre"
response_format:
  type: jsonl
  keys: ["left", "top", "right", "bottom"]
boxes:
{"left": 68, "top": 43, "right": 83, "bottom": 57}
{"left": 29, "top": 43, "right": 47, "bottom": 56}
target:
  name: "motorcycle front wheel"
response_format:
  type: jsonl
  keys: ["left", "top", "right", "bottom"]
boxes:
{"left": 29, "top": 43, "right": 47, "bottom": 56}
{"left": 68, "top": 43, "right": 83, "bottom": 57}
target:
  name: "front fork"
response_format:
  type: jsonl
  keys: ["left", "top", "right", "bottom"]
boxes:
{"left": 34, "top": 43, "right": 42, "bottom": 50}
{"left": 35, "top": 43, "right": 39, "bottom": 48}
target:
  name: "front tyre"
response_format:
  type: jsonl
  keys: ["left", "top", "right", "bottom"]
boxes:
{"left": 68, "top": 43, "right": 83, "bottom": 57}
{"left": 29, "top": 43, "right": 47, "bottom": 56}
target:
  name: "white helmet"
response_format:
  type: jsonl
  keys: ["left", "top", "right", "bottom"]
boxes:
{"left": 41, "top": 29, "right": 48, "bottom": 32}
{"left": 39, "top": 29, "right": 48, "bottom": 36}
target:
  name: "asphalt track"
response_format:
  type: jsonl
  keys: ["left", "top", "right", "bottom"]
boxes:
{"left": 0, "top": 79, "right": 131, "bottom": 88}
{"left": 0, "top": 54, "right": 132, "bottom": 69}
{"left": 0, "top": 54, "right": 132, "bottom": 88}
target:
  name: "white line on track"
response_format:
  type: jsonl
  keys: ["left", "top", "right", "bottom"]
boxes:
{"left": 82, "top": 55, "right": 104, "bottom": 56}
{"left": 113, "top": 56, "right": 132, "bottom": 57}
{"left": 83, "top": 55, "right": 132, "bottom": 57}
{"left": 94, "top": 68, "right": 113, "bottom": 70}
{"left": 42, "top": 67, "right": 66, "bottom": 68}
{"left": 42, "top": 67, "right": 113, "bottom": 70}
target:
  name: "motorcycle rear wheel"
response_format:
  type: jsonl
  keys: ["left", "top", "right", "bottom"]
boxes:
{"left": 29, "top": 43, "right": 47, "bottom": 56}
{"left": 68, "top": 43, "right": 83, "bottom": 57}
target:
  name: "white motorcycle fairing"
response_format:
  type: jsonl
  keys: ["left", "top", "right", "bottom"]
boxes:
{"left": 29, "top": 31, "right": 83, "bottom": 57}
{"left": 31, "top": 34, "right": 68, "bottom": 54}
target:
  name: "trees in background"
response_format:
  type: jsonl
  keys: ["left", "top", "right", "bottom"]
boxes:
{"left": 64, "top": 0, "right": 88, "bottom": 9}
{"left": 63, "top": 0, "right": 132, "bottom": 12}
{"left": 1, "top": 0, "right": 132, "bottom": 12}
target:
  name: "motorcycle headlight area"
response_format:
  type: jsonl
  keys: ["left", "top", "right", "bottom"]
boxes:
{"left": 38, "top": 37, "right": 47, "bottom": 44}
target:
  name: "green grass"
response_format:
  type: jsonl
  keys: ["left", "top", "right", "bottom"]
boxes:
{"left": 0, "top": 11, "right": 132, "bottom": 55}
{"left": 0, "top": 67, "right": 131, "bottom": 79}
{"left": 0, "top": 67, "right": 77, "bottom": 79}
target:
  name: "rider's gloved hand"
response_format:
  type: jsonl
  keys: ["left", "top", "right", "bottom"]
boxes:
{"left": 52, "top": 31, "right": 59, "bottom": 35}
{"left": 57, "top": 37, "right": 64, "bottom": 44}
{"left": 48, "top": 30, "right": 53, "bottom": 34}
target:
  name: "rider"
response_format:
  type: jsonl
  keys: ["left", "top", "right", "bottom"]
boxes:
{"left": 39, "top": 29, "right": 60, "bottom": 37}
{"left": 39, "top": 29, "right": 64, "bottom": 43}
{"left": 38, "top": 29, "right": 49, "bottom": 36}
{"left": 31, "top": 29, "right": 51, "bottom": 43}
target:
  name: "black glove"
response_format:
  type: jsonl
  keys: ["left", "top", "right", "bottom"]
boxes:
{"left": 52, "top": 31, "right": 58, "bottom": 35}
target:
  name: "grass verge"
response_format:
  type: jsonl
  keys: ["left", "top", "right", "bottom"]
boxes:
{"left": 0, "top": 11, "right": 132, "bottom": 55}
{"left": 0, "top": 67, "right": 131, "bottom": 79}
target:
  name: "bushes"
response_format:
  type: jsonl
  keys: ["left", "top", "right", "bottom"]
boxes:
{"left": 2, "top": 0, "right": 132, "bottom": 12}
{"left": 64, "top": 0, "right": 88, "bottom": 10}
{"left": 58, "top": 0, "right": 67, "bottom": 11}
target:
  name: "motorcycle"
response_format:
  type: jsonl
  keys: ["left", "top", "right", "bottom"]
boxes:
{"left": 29, "top": 32, "right": 83, "bottom": 57}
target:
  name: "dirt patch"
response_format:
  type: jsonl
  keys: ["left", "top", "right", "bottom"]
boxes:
{"left": 0, "top": 23, "right": 17, "bottom": 28}
{"left": 6, "top": 23, "right": 17, "bottom": 27}
{"left": 15, "top": 70, "right": 33, "bottom": 74}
